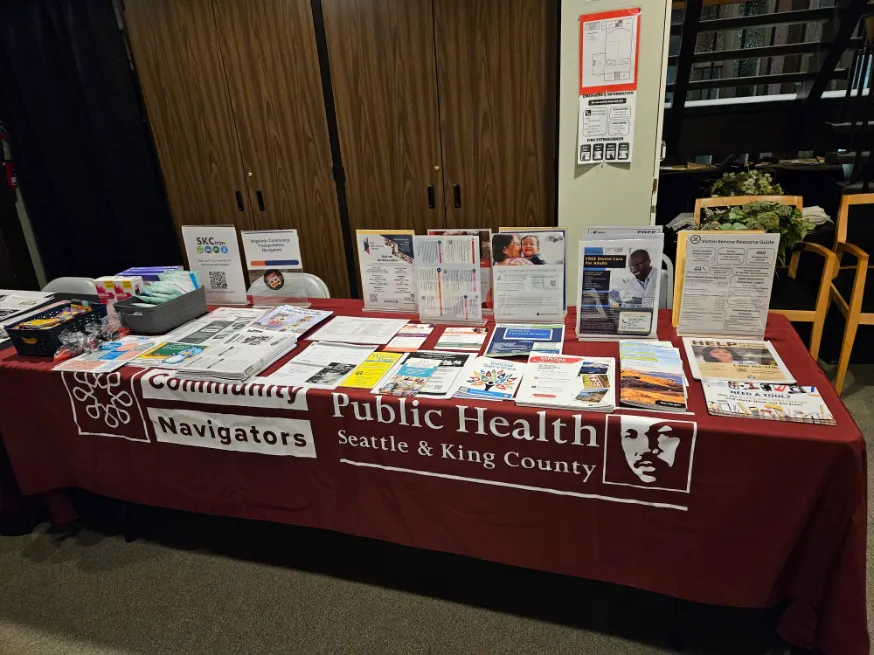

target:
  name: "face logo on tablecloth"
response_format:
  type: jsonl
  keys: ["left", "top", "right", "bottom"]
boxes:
{"left": 603, "top": 415, "right": 696, "bottom": 493}
{"left": 62, "top": 371, "right": 148, "bottom": 441}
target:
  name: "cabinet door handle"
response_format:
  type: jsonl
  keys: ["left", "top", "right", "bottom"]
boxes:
{"left": 235, "top": 190, "right": 245, "bottom": 211}
{"left": 453, "top": 184, "right": 461, "bottom": 208}
{"left": 256, "top": 190, "right": 265, "bottom": 211}
{"left": 427, "top": 185, "right": 435, "bottom": 209}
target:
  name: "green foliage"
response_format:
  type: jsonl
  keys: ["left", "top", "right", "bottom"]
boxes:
{"left": 697, "top": 201, "right": 814, "bottom": 265}
{"left": 709, "top": 168, "right": 784, "bottom": 197}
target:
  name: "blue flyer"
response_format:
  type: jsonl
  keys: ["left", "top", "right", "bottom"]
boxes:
{"left": 485, "top": 323, "right": 565, "bottom": 358}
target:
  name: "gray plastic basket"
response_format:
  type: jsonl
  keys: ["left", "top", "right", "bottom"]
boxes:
{"left": 114, "top": 287, "right": 208, "bottom": 335}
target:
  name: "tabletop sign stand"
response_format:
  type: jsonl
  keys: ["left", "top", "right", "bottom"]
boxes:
{"left": 181, "top": 224, "right": 248, "bottom": 306}
{"left": 427, "top": 228, "right": 494, "bottom": 315}
{"left": 413, "top": 235, "right": 486, "bottom": 326}
{"left": 357, "top": 229, "right": 418, "bottom": 314}
{"left": 241, "top": 229, "right": 309, "bottom": 308}
{"left": 491, "top": 231, "right": 567, "bottom": 324}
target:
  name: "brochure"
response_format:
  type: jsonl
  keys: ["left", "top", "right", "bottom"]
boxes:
{"left": 619, "top": 342, "right": 687, "bottom": 412}
{"left": 54, "top": 337, "right": 157, "bottom": 373}
{"left": 683, "top": 337, "right": 794, "bottom": 383}
{"left": 375, "top": 361, "right": 440, "bottom": 397}
{"left": 413, "top": 235, "right": 483, "bottom": 323}
{"left": 454, "top": 357, "right": 526, "bottom": 402}
{"left": 485, "top": 324, "right": 564, "bottom": 358}
{"left": 677, "top": 231, "right": 779, "bottom": 338}
{"left": 576, "top": 236, "right": 664, "bottom": 339}
{"left": 307, "top": 316, "right": 409, "bottom": 345}
{"left": 267, "top": 342, "right": 376, "bottom": 389}
{"left": 703, "top": 381, "right": 835, "bottom": 425}
{"left": 491, "top": 230, "right": 565, "bottom": 322}
{"left": 356, "top": 229, "right": 417, "bottom": 312}
{"left": 382, "top": 351, "right": 474, "bottom": 399}
{"left": 385, "top": 324, "right": 435, "bottom": 353}
{"left": 515, "top": 354, "right": 615, "bottom": 412}
{"left": 434, "top": 327, "right": 489, "bottom": 352}
{"left": 340, "top": 352, "right": 403, "bottom": 389}
{"left": 428, "top": 228, "right": 492, "bottom": 311}
{"left": 252, "top": 306, "right": 332, "bottom": 336}
{"left": 174, "top": 331, "right": 298, "bottom": 381}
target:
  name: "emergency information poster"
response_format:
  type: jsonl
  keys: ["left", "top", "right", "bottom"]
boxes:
{"left": 578, "top": 7, "right": 641, "bottom": 166}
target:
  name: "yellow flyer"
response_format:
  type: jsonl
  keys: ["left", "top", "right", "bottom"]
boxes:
{"left": 339, "top": 352, "right": 403, "bottom": 389}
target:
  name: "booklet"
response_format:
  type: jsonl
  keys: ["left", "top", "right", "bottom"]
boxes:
{"left": 434, "top": 327, "right": 489, "bottom": 352}
{"left": 485, "top": 324, "right": 564, "bottom": 358}
{"left": 576, "top": 236, "right": 664, "bottom": 340}
{"left": 251, "top": 306, "right": 332, "bottom": 336}
{"left": 340, "top": 351, "right": 403, "bottom": 389}
{"left": 454, "top": 357, "right": 526, "bottom": 402}
{"left": 703, "top": 381, "right": 835, "bottom": 425}
{"left": 375, "top": 360, "right": 440, "bottom": 397}
{"left": 515, "top": 354, "right": 615, "bottom": 412}
{"left": 619, "top": 341, "right": 687, "bottom": 412}
{"left": 267, "top": 342, "right": 375, "bottom": 389}
{"left": 384, "top": 323, "right": 435, "bottom": 353}
{"left": 683, "top": 337, "right": 794, "bottom": 383}
{"left": 54, "top": 337, "right": 157, "bottom": 373}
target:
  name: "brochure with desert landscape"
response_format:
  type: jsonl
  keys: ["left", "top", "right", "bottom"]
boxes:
{"left": 619, "top": 342, "right": 687, "bottom": 412}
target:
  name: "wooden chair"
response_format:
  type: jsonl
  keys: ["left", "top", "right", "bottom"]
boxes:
{"left": 692, "top": 195, "right": 837, "bottom": 361}
{"left": 827, "top": 193, "right": 874, "bottom": 394}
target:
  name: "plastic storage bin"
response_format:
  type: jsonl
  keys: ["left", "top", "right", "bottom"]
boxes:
{"left": 114, "top": 287, "right": 208, "bottom": 335}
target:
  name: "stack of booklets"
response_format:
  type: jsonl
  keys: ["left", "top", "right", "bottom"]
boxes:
{"left": 516, "top": 354, "right": 615, "bottom": 412}
{"left": 619, "top": 341, "right": 688, "bottom": 412}
{"left": 374, "top": 351, "right": 475, "bottom": 399}
{"left": 173, "top": 330, "right": 299, "bottom": 381}
{"left": 453, "top": 356, "right": 526, "bottom": 402}
{"left": 702, "top": 381, "right": 835, "bottom": 425}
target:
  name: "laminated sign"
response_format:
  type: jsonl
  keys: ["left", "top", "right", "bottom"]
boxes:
{"left": 577, "top": 8, "right": 641, "bottom": 165}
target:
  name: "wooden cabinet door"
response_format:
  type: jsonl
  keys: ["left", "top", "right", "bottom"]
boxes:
{"left": 322, "top": 0, "right": 444, "bottom": 236}
{"left": 123, "top": 0, "right": 252, "bottom": 236}
{"left": 212, "top": 0, "right": 351, "bottom": 297}
{"left": 434, "top": 0, "right": 557, "bottom": 230}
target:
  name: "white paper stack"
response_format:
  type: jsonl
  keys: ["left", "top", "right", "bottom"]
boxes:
{"left": 174, "top": 329, "right": 298, "bottom": 381}
{"left": 515, "top": 354, "right": 615, "bottom": 412}
{"left": 453, "top": 356, "right": 527, "bottom": 402}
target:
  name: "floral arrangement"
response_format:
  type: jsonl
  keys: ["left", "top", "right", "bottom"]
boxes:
{"left": 709, "top": 168, "right": 784, "bottom": 197}
{"left": 697, "top": 201, "right": 814, "bottom": 265}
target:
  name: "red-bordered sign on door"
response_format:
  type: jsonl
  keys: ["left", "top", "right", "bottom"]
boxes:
{"left": 579, "top": 8, "right": 641, "bottom": 96}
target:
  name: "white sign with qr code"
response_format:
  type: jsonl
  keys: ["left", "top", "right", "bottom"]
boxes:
{"left": 181, "top": 225, "right": 248, "bottom": 306}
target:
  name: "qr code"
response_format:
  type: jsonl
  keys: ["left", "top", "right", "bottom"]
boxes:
{"left": 209, "top": 271, "right": 228, "bottom": 289}
{"left": 368, "top": 293, "right": 378, "bottom": 302}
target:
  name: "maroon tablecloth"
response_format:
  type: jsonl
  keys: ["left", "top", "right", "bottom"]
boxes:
{"left": 0, "top": 303, "right": 867, "bottom": 654}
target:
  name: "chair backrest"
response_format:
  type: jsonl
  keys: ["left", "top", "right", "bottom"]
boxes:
{"left": 303, "top": 273, "right": 331, "bottom": 299}
{"left": 835, "top": 192, "right": 874, "bottom": 254}
{"left": 659, "top": 254, "right": 674, "bottom": 310}
{"left": 693, "top": 195, "right": 804, "bottom": 224}
{"left": 41, "top": 277, "right": 98, "bottom": 296}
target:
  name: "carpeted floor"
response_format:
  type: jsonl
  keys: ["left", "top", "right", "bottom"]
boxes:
{"left": 0, "top": 369, "right": 871, "bottom": 655}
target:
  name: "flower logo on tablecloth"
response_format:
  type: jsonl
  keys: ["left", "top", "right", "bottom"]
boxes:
{"left": 62, "top": 371, "right": 149, "bottom": 441}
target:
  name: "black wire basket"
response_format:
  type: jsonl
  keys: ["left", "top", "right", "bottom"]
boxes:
{"left": 7, "top": 302, "right": 107, "bottom": 357}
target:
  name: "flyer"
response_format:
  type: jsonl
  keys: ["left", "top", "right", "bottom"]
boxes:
{"left": 241, "top": 229, "right": 306, "bottom": 303}
{"left": 181, "top": 225, "right": 247, "bottom": 305}
{"left": 683, "top": 337, "right": 795, "bottom": 383}
{"left": 53, "top": 337, "right": 157, "bottom": 373}
{"left": 385, "top": 323, "right": 435, "bottom": 353}
{"left": 307, "top": 316, "right": 409, "bottom": 345}
{"left": 383, "top": 351, "right": 474, "bottom": 399}
{"left": 454, "top": 357, "right": 526, "bottom": 402}
{"left": 434, "top": 327, "right": 489, "bottom": 352}
{"left": 703, "top": 381, "right": 835, "bottom": 425}
{"left": 485, "top": 324, "right": 565, "bottom": 358}
{"left": 266, "top": 342, "right": 376, "bottom": 389}
{"left": 413, "top": 235, "right": 483, "bottom": 323}
{"left": 375, "top": 361, "right": 439, "bottom": 397}
{"left": 677, "top": 232, "right": 779, "bottom": 339}
{"left": 252, "top": 306, "right": 332, "bottom": 336}
{"left": 577, "top": 8, "right": 641, "bottom": 165}
{"left": 619, "top": 341, "right": 687, "bottom": 412}
{"left": 515, "top": 354, "right": 615, "bottom": 412}
{"left": 491, "top": 231, "right": 565, "bottom": 322}
{"left": 499, "top": 227, "right": 568, "bottom": 311}
{"left": 356, "top": 229, "right": 417, "bottom": 312}
{"left": 428, "top": 228, "right": 492, "bottom": 311}
{"left": 340, "top": 352, "right": 403, "bottom": 389}
{"left": 576, "top": 237, "right": 663, "bottom": 339}
{"left": 134, "top": 342, "right": 207, "bottom": 368}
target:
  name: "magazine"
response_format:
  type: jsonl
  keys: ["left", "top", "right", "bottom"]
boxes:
{"left": 576, "top": 236, "right": 664, "bottom": 339}
{"left": 484, "top": 324, "right": 564, "bottom": 358}
{"left": 515, "top": 354, "right": 615, "bottom": 412}
{"left": 454, "top": 357, "right": 526, "bottom": 402}
{"left": 434, "top": 327, "right": 489, "bottom": 352}
{"left": 251, "top": 306, "right": 332, "bottom": 336}
{"left": 619, "top": 342, "right": 687, "bottom": 412}
{"left": 683, "top": 337, "right": 794, "bottom": 383}
{"left": 703, "top": 381, "right": 835, "bottom": 425}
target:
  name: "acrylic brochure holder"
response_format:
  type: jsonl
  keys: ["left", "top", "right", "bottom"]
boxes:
{"left": 413, "top": 235, "right": 486, "bottom": 326}
{"left": 358, "top": 229, "right": 419, "bottom": 314}
{"left": 241, "top": 229, "right": 309, "bottom": 308}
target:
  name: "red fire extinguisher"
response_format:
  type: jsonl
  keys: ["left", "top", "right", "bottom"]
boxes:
{"left": 1, "top": 124, "right": 17, "bottom": 190}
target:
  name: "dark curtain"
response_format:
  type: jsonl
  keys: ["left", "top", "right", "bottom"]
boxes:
{"left": 0, "top": 0, "right": 179, "bottom": 280}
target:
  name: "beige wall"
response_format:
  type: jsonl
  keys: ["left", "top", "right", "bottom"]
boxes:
{"left": 558, "top": 0, "right": 671, "bottom": 304}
